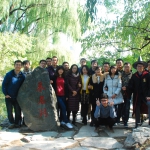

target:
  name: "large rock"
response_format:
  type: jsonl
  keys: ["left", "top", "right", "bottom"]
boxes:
{"left": 124, "top": 127, "right": 150, "bottom": 148}
{"left": 80, "top": 137, "right": 123, "bottom": 149}
{"left": 17, "top": 67, "right": 59, "bottom": 131}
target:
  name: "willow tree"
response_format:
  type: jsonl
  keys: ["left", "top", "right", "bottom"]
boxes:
{"left": 0, "top": 0, "right": 86, "bottom": 74}
{"left": 82, "top": 0, "right": 150, "bottom": 61}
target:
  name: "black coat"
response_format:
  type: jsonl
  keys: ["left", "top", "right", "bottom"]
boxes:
{"left": 129, "top": 71, "right": 150, "bottom": 114}
{"left": 89, "top": 77, "right": 104, "bottom": 104}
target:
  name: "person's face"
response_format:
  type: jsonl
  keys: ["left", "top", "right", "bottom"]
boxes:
{"left": 63, "top": 63, "right": 69, "bottom": 71}
{"left": 40, "top": 61, "right": 46, "bottom": 68}
{"left": 82, "top": 67, "right": 88, "bottom": 75}
{"left": 23, "top": 63, "right": 30, "bottom": 70}
{"left": 95, "top": 67, "right": 101, "bottom": 75}
{"left": 58, "top": 69, "right": 64, "bottom": 75}
{"left": 111, "top": 68, "right": 117, "bottom": 75}
{"left": 101, "top": 99, "right": 108, "bottom": 107}
{"left": 52, "top": 58, "right": 58, "bottom": 66}
{"left": 80, "top": 60, "right": 86, "bottom": 66}
{"left": 137, "top": 64, "right": 144, "bottom": 73}
{"left": 72, "top": 65, "right": 77, "bottom": 74}
{"left": 124, "top": 64, "right": 131, "bottom": 73}
{"left": 46, "top": 59, "right": 52, "bottom": 66}
{"left": 116, "top": 61, "right": 123, "bottom": 69}
{"left": 14, "top": 62, "right": 22, "bottom": 71}
{"left": 103, "top": 64, "right": 110, "bottom": 72}
{"left": 148, "top": 63, "right": 150, "bottom": 71}
{"left": 92, "top": 62, "right": 98, "bottom": 69}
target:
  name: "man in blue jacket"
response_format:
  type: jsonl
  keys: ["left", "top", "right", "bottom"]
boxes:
{"left": 94, "top": 93, "right": 116, "bottom": 131}
{"left": 2, "top": 60, "right": 25, "bottom": 129}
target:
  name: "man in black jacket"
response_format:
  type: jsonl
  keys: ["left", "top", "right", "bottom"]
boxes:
{"left": 129, "top": 57, "right": 150, "bottom": 128}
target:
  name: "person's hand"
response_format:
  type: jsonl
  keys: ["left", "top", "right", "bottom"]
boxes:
{"left": 78, "top": 82, "right": 81, "bottom": 88}
{"left": 111, "top": 94, "right": 117, "bottom": 99}
{"left": 109, "top": 101, "right": 114, "bottom": 106}
{"left": 96, "top": 98, "right": 100, "bottom": 106}
{"left": 146, "top": 97, "right": 150, "bottom": 101}
{"left": 50, "top": 80, "right": 53, "bottom": 84}
{"left": 122, "top": 86, "right": 126, "bottom": 91}
{"left": 72, "top": 91, "right": 77, "bottom": 96}
{"left": 88, "top": 84, "right": 92, "bottom": 89}
{"left": 5, "top": 95, "right": 11, "bottom": 98}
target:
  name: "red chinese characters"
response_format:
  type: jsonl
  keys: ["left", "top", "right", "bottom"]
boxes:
{"left": 37, "top": 82, "right": 45, "bottom": 92}
{"left": 38, "top": 96, "right": 46, "bottom": 104}
{"left": 36, "top": 81, "right": 48, "bottom": 117}
{"left": 39, "top": 108, "right": 48, "bottom": 117}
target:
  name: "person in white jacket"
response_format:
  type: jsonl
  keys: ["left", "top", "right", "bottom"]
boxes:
{"left": 103, "top": 65, "right": 123, "bottom": 124}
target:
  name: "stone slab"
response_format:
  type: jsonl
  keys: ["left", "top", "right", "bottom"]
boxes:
{"left": 80, "top": 137, "right": 123, "bottom": 149}
{"left": 74, "top": 126, "right": 98, "bottom": 140}
{"left": 104, "top": 128, "right": 131, "bottom": 138}
{"left": 23, "top": 131, "right": 59, "bottom": 142}
{"left": 23, "top": 137, "right": 78, "bottom": 150}
{"left": 66, "top": 147, "right": 98, "bottom": 150}
{"left": 60, "top": 131, "right": 75, "bottom": 138}
{"left": 0, "top": 131, "right": 24, "bottom": 141}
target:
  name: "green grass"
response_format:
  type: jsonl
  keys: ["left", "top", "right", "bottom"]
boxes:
{"left": 0, "top": 84, "right": 7, "bottom": 123}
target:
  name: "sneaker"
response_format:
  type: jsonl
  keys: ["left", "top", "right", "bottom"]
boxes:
{"left": 90, "top": 121, "right": 93, "bottom": 127}
{"left": 8, "top": 123, "right": 15, "bottom": 129}
{"left": 65, "top": 123, "right": 73, "bottom": 129}
{"left": 114, "top": 123, "right": 118, "bottom": 126}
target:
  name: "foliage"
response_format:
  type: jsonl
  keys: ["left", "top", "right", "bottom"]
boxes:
{"left": 81, "top": 0, "right": 150, "bottom": 61}
{"left": 0, "top": 85, "right": 6, "bottom": 123}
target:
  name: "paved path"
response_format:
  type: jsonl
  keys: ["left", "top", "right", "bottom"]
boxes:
{"left": 1, "top": 114, "right": 150, "bottom": 150}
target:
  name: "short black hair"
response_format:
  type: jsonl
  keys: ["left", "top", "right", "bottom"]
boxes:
{"left": 91, "top": 60, "right": 98, "bottom": 65}
{"left": 124, "top": 62, "right": 131, "bottom": 66}
{"left": 103, "top": 62, "right": 110, "bottom": 66}
{"left": 23, "top": 60, "right": 30, "bottom": 65}
{"left": 62, "top": 61, "right": 69, "bottom": 66}
{"left": 39, "top": 60, "right": 46, "bottom": 64}
{"left": 100, "top": 93, "right": 108, "bottom": 100}
{"left": 46, "top": 57, "right": 52, "bottom": 60}
{"left": 52, "top": 56, "right": 58, "bottom": 61}
{"left": 81, "top": 65, "right": 90, "bottom": 75}
{"left": 80, "top": 58, "right": 86, "bottom": 62}
{"left": 14, "top": 60, "right": 22, "bottom": 65}
{"left": 116, "top": 59, "right": 124, "bottom": 63}
{"left": 109, "top": 65, "right": 118, "bottom": 75}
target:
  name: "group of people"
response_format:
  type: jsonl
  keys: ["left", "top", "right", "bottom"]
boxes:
{"left": 2, "top": 56, "right": 150, "bottom": 131}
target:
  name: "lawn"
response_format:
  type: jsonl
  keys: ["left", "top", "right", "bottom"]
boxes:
{"left": 0, "top": 84, "right": 7, "bottom": 123}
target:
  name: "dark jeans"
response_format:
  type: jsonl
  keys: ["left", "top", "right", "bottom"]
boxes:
{"left": 57, "top": 96, "right": 68, "bottom": 123}
{"left": 94, "top": 117, "right": 116, "bottom": 128}
{"left": 116, "top": 103, "right": 124, "bottom": 123}
{"left": 5, "top": 98, "right": 21, "bottom": 125}
{"left": 91, "top": 102, "right": 96, "bottom": 121}
{"left": 81, "top": 103, "right": 88, "bottom": 122}
{"left": 122, "top": 98, "right": 130, "bottom": 123}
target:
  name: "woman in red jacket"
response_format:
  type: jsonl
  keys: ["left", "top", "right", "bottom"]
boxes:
{"left": 53, "top": 65, "right": 73, "bottom": 129}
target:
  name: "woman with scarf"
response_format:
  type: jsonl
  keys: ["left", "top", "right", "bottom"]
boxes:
{"left": 67, "top": 64, "right": 81, "bottom": 125}
{"left": 80, "top": 65, "right": 91, "bottom": 125}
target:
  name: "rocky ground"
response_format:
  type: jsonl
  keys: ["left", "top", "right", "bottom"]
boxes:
{"left": 1, "top": 112, "right": 150, "bottom": 150}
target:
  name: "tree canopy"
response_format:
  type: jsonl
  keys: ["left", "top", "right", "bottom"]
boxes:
{"left": 82, "top": 0, "right": 150, "bottom": 64}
